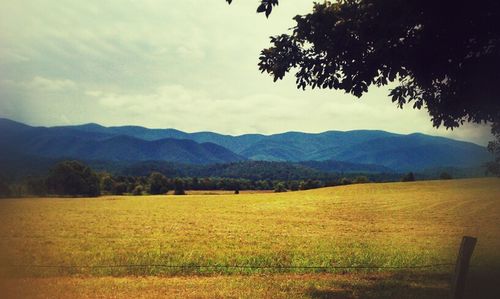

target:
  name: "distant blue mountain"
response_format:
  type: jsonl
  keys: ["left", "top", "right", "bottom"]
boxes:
{"left": 0, "top": 118, "right": 492, "bottom": 171}
{"left": 0, "top": 119, "right": 244, "bottom": 165}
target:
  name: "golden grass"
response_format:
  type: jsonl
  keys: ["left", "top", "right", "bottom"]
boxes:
{"left": 0, "top": 272, "right": 453, "bottom": 299}
{"left": 183, "top": 190, "right": 273, "bottom": 195}
{"left": 0, "top": 178, "right": 499, "bottom": 276}
{"left": 0, "top": 178, "right": 499, "bottom": 297}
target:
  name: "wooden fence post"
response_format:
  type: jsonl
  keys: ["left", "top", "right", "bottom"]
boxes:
{"left": 450, "top": 236, "right": 477, "bottom": 299}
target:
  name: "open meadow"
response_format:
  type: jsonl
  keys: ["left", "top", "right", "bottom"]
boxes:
{"left": 1, "top": 178, "right": 499, "bottom": 298}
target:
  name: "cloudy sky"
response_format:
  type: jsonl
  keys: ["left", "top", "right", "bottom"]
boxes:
{"left": 0, "top": 0, "right": 493, "bottom": 145}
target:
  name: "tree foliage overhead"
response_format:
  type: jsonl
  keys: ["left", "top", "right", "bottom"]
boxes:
{"left": 226, "top": 0, "right": 278, "bottom": 18}
{"left": 487, "top": 122, "right": 500, "bottom": 176}
{"left": 228, "top": 0, "right": 500, "bottom": 173}
{"left": 258, "top": 0, "right": 499, "bottom": 128}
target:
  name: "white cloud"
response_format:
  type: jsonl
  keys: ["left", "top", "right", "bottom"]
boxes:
{"left": 1, "top": 76, "right": 77, "bottom": 92}
{"left": 26, "top": 76, "right": 77, "bottom": 92}
{"left": 0, "top": 0, "right": 493, "bottom": 146}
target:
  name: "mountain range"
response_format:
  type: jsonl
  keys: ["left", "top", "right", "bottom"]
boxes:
{"left": 0, "top": 118, "right": 492, "bottom": 173}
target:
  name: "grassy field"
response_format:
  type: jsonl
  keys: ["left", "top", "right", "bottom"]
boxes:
{"left": 0, "top": 178, "right": 499, "bottom": 298}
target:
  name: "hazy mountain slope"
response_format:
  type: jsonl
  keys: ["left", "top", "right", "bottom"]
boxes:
{"left": 333, "top": 134, "right": 490, "bottom": 171}
{"left": 68, "top": 123, "right": 266, "bottom": 153}
{"left": 0, "top": 119, "right": 245, "bottom": 164}
{"left": 0, "top": 118, "right": 492, "bottom": 171}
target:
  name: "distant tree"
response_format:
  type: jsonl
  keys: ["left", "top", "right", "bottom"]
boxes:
{"left": 125, "top": 180, "right": 134, "bottom": 193}
{"left": 173, "top": 178, "right": 186, "bottom": 195}
{"left": 99, "top": 173, "right": 114, "bottom": 194}
{"left": 192, "top": 177, "right": 200, "bottom": 190}
{"left": 132, "top": 185, "right": 144, "bottom": 196}
{"left": 112, "top": 182, "right": 128, "bottom": 195}
{"left": 401, "top": 172, "right": 416, "bottom": 182}
{"left": 274, "top": 182, "right": 287, "bottom": 193}
{"left": 8, "top": 184, "right": 24, "bottom": 198}
{"left": 439, "top": 172, "right": 453, "bottom": 180}
{"left": 353, "top": 176, "right": 370, "bottom": 184}
{"left": 234, "top": 189, "right": 240, "bottom": 194}
{"left": 299, "top": 179, "right": 322, "bottom": 190}
{"left": 339, "top": 177, "right": 352, "bottom": 185}
{"left": 148, "top": 172, "right": 169, "bottom": 195}
{"left": 25, "top": 177, "right": 47, "bottom": 196}
{"left": 255, "top": 180, "right": 271, "bottom": 190}
{"left": 0, "top": 176, "right": 11, "bottom": 198}
{"left": 288, "top": 181, "right": 299, "bottom": 191}
{"left": 46, "top": 161, "right": 100, "bottom": 197}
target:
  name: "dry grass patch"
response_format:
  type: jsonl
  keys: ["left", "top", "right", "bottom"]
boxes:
{"left": 0, "top": 178, "right": 499, "bottom": 297}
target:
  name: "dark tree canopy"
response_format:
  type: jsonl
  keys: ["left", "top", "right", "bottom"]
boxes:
{"left": 226, "top": 0, "right": 278, "bottom": 18}
{"left": 228, "top": 0, "right": 500, "bottom": 173}
{"left": 173, "top": 178, "right": 186, "bottom": 195}
{"left": 487, "top": 122, "right": 500, "bottom": 176}
{"left": 148, "top": 172, "right": 169, "bottom": 195}
{"left": 0, "top": 176, "right": 11, "bottom": 198}
{"left": 46, "top": 161, "right": 100, "bottom": 197}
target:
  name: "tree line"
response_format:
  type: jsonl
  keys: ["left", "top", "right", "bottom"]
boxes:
{"left": 0, "top": 160, "right": 457, "bottom": 198}
{"left": 0, "top": 160, "right": 396, "bottom": 198}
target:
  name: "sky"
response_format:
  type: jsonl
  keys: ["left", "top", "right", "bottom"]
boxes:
{"left": 0, "top": 0, "right": 493, "bottom": 145}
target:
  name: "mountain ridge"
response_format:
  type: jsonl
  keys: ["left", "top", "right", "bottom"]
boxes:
{"left": 0, "top": 118, "right": 491, "bottom": 171}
